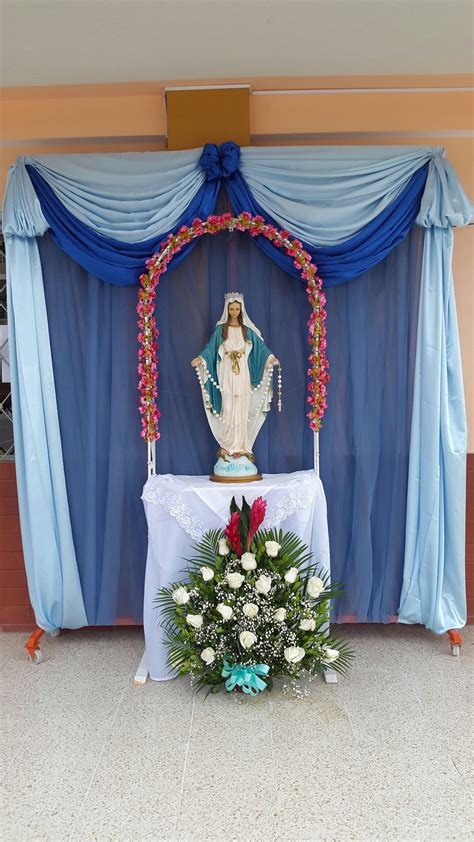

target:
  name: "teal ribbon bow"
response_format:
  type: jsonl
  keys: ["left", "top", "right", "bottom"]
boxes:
{"left": 221, "top": 661, "right": 270, "bottom": 696}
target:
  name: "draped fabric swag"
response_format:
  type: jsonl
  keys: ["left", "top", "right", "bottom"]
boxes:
{"left": 3, "top": 142, "right": 471, "bottom": 634}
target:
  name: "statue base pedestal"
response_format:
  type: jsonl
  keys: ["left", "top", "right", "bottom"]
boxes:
{"left": 210, "top": 473, "right": 263, "bottom": 484}
{"left": 211, "top": 454, "right": 261, "bottom": 483}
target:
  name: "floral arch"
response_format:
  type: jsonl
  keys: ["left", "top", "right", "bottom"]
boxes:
{"left": 137, "top": 212, "right": 329, "bottom": 450}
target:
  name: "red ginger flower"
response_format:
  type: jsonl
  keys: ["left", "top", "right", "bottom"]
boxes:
{"left": 247, "top": 497, "right": 267, "bottom": 550}
{"left": 225, "top": 512, "right": 243, "bottom": 556}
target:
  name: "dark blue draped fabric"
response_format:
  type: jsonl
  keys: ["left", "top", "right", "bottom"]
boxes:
{"left": 322, "top": 227, "right": 424, "bottom": 621}
{"left": 27, "top": 164, "right": 220, "bottom": 286}
{"left": 39, "top": 233, "right": 148, "bottom": 624}
{"left": 199, "top": 141, "right": 241, "bottom": 180}
{"left": 38, "top": 218, "right": 423, "bottom": 624}
{"left": 27, "top": 156, "right": 428, "bottom": 288}
{"left": 225, "top": 166, "right": 428, "bottom": 285}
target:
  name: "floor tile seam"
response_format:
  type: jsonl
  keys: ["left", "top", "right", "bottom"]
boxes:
{"left": 426, "top": 693, "right": 474, "bottom": 729}
{"left": 446, "top": 753, "right": 473, "bottom": 788}
{"left": 66, "top": 661, "right": 138, "bottom": 841}
{"left": 173, "top": 693, "right": 196, "bottom": 841}
{"left": 402, "top": 660, "right": 428, "bottom": 707}
{"left": 339, "top": 696, "right": 392, "bottom": 839}
{"left": 375, "top": 623, "right": 425, "bottom": 674}
{"left": 0, "top": 680, "right": 58, "bottom": 786}
{"left": 0, "top": 653, "right": 16, "bottom": 674}
{"left": 268, "top": 698, "right": 280, "bottom": 813}
{"left": 368, "top": 774, "right": 473, "bottom": 815}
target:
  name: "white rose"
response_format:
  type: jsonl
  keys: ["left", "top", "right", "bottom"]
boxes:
{"left": 284, "top": 567, "right": 298, "bottom": 584}
{"left": 265, "top": 540, "right": 281, "bottom": 557}
{"left": 243, "top": 602, "right": 259, "bottom": 618}
{"left": 218, "top": 538, "right": 230, "bottom": 556}
{"left": 216, "top": 603, "right": 233, "bottom": 621}
{"left": 172, "top": 586, "right": 190, "bottom": 605}
{"left": 323, "top": 647, "right": 339, "bottom": 663}
{"left": 307, "top": 576, "right": 325, "bottom": 599}
{"left": 186, "top": 613, "right": 203, "bottom": 629}
{"left": 284, "top": 646, "right": 305, "bottom": 664}
{"left": 226, "top": 572, "right": 245, "bottom": 589}
{"left": 200, "top": 647, "right": 215, "bottom": 665}
{"left": 240, "top": 552, "right": 257, "bottom": 571}
{"left": 299, "top": 618, "right": 316, "bottom": 631}
{"left": 200, "top": 566, "right": 214, "bottom": 582}
{"left": 239, "top": 631, "right": 257, "bottom": 650}
{"left": 255, "top": 574, "right": 272, "bottom": 595}
{"left": 273, "top": 608, "right": 286, "bottom": 622}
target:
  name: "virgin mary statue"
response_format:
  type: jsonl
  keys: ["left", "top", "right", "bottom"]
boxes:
{"left": 191, "top": 293, "right": 279, "bottom": 481}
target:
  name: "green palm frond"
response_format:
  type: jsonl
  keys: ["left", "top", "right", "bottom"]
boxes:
{"left": 318, "top": 583, "right": 345, "bottom": 602}
{"left": 321, "top": 637, "right": 354, "bottom": 675}
{"left": 257, "top": 528, "right": 314, "bottom": 568}
{"left": 153, "top": 585, "right": 184, "bottom": 606}
{"left": 193, "top": 673, "right": 225, "bottom": 697}
{"left": 277, "top": 529, "right": 309, "bottom": 557}
{"left": 186, "top": 529, "right": 223, "bottom": 569}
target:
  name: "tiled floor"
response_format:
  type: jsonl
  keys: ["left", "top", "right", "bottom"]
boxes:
{"left": 1, "top": 625, "right": 472, "bottom": 842}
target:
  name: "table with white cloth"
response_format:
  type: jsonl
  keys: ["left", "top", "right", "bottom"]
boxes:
{"left": 141, "top": 470, "right": 330, "bottom": 681}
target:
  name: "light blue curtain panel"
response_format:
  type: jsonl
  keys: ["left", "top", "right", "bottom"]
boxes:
{"left": 4, "top": 234, "right": 87, "bottom": 632}
{"left": 3, "top": 146, "right": 472, "bottom": 634}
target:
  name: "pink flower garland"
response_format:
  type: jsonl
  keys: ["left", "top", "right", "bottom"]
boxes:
{"left": 137, "top": 212, "right": 329, "bottom": 442}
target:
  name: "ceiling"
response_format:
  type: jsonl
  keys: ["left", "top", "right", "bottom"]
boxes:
{"left": 1, "top": 0, "right": 473, "bottom": 87}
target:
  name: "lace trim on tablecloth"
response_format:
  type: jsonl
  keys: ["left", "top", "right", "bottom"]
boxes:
{"left": 264, "top": 483, "right": 315, "bottom": 527}
{"left": 143, "top": 478, "right": 316, "bottom": 538}
{"left": 142, "top": 487, "right": 206, "bottom": 540}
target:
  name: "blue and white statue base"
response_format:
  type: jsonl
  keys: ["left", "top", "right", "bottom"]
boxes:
{"left": 210, "top": 455, "right": 262, "bottom": 483}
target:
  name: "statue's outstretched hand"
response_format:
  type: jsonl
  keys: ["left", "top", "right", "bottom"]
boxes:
{"left": 191, "top": 357, "right": 202, "bottom": 368}
{"left": 269, "top": 355, "right": 280, "bottom": 366}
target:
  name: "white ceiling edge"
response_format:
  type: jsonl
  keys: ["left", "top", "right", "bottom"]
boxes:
{"left": 1, "top": 0, "right": 473, "bottom": 87}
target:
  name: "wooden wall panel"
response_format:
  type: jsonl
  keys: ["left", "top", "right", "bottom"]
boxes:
{"left": 166, "top": 87, "right": 250, "bottom": 150}
{"left": 0, "top": 462, "right": 35, "bottom": 630}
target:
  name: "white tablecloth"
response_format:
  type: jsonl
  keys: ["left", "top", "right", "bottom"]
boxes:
{"left": 142, "top": 470, "right": 330, "bottom": 681}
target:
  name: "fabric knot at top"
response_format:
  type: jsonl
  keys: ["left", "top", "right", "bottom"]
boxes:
{"left": 199, "top": 141, "right": 241, "bottom": 181}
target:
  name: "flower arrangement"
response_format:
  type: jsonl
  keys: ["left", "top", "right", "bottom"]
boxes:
{"left": 155, "top": 496, "right": 352, "bottom": 696}
{"left": 138, "top": 212, "right": 328, "bottom": 442}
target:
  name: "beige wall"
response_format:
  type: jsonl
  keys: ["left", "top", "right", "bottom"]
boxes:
{"left": 1, "top": 75, "right": 473, "bottom": 444}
